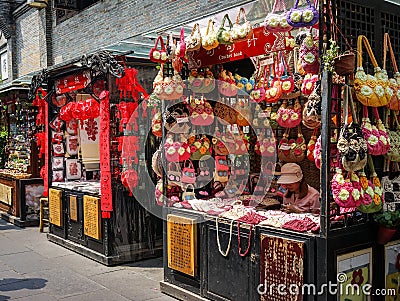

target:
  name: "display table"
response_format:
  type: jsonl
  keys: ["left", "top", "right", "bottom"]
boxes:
{"left": 0, "top": 171, "right": 43, "bottom": 227}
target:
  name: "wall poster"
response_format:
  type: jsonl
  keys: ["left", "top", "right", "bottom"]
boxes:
{"left": 25, "top": 183, "right": 44, "bottom": 221}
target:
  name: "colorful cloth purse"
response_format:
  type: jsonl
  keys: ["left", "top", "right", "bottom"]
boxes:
{"left": 182, "top": 184, "right": 196, "bottom": 202}
{"left": 264, "top": 0, "right": 292, "bottom": 32}
{"left": 187, "top": 96, "right": 215, "bottom": 126}
{"left": 337, "top": 85, "right": 368, "bottom": 172}
{"left": 153, "top": 66, "right": 184, "bottom": 101}
{"left": 235, "top": 98, "right": 252, "bottom": 126}
{"left": 197, "top": 157, "right": 213, "bottom": 183}
{"left": 307, "top": 129, "right": 318, "bottom": 161}
{"left": 258, "top": 129, "right": 277, "bottom": 158}
{"left": 164, "top": 134, "right": 191, "bottom": 162}
{"left": 277, "top": 51, "right": 296, "bottom": 96}
{"left": 357, "top": 157, "right": 383, "bottom": 213}
{"left": 300, "top": 33, "right": 320, "bottom": 75}
{"left": 212, "top": 130, "right": 235, "bottom": 155}
{"left": 286, "top": 0, "right": 319, "bottom": 28}
{"left": 301, "top": 73, "right": 318, "bottom": 96}
{"left": 149, "top": 36, "right": 168, "bottom": 63}
{"left": 361, "top": 106, "right": 390, "bottom": 156}
{"left": 231, "top": 7, "right": 253, "bottom": 43}
{"left": 383, "top": 33, "right": 400, "bottom": 111}
{"left": 276, "top": 99, "right": 302, "bottom": 128}
{"left": 265, "top": 64, "right": 283, "bottom": 104}
{"left": 182, "top": 160, "right": 196, "bottom": 184}
{"left": 250, "top": 66, "right": 266, "bottom": 103}
{"left": 384, "top": 110, "right": 400, "bottom": 162}
{"left": 302, "top": 84, "right": 322, "bottom": 129}
{"left": 234, "top": 73, "right": 255, "bottom": 94}
{"left": 217, "top": 14, "right": 234, "bottom": 45}
{"left": 188, "top": 68, "right": 215, "bottom": 94}
{"left": 167, "top": 162, "right": 182, "bottom": 186}
{"left": 354, "top": 35, "right": 390, "bottom": 107}
{"left": 278, "top": 125, "right": 306, "bottom": 163}
{"left": 175, "top": 27, "right": 186, "bottom": 58}
{"left": 185, "top": 23, "right": 202, "bottom": 52}
{"left": 218, "top": 69, "right": 238, "bottom": 97}
{"left": 202, "top": 19, "right": 219, "bottom": 51}
{"left": 151, "top": 109, "right": 162, "bottom": 137}
{"left": 189, "top": 135, "right": 212, "bottom": 160}
{"left": 252, "top": 105, "right": 270, "bottom": 128}
{"left": 331, "top": 168, "right": 363, "bottom": 208}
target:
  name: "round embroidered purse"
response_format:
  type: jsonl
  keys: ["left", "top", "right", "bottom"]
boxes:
{"left": 278, "top": 125, "right": 306, "bottom": 163}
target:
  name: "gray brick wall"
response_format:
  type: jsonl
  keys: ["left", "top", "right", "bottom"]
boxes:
{"left": 52, "top": 0, "right": 255, "bottom": 63}
{"left": 15, "top": 8, "right": 47, "bottom": 77}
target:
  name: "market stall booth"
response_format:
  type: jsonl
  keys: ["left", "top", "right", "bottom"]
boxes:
{"left": 142, "top": 0, "right": 400, "bottom": 300}
{"left": 0, "top": 78, "right": 44, "bottom": 227}
{"left": 30, "top": 52, "right": 163, "bottom": 265}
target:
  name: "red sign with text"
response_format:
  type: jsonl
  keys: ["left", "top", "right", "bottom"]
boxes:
{"left": 187, "top": 27, "right": 293, "bottom": 69}
{"left": 54, "top": 70, "right": 91, "bottom": 94}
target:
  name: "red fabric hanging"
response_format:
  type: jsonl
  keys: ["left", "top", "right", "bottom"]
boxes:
{"left": 43, "top": 100, "right": 49, "bottom": 197}
{"left": 115, "top": 67, "right": 149, "bottom": 100}
{"left": 99, "top": 90, "right": 112, "bottom": 218}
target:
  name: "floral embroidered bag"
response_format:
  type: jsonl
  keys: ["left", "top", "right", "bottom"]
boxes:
{"left": 383, "top": 33, "right": 400, "bottom": 111}
{"left": 264, "top": 0, "right": 293, "bottom": 32}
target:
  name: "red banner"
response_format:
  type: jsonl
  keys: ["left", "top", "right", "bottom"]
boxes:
{"left": 54, "top": 70, "right": 91, "bottom": 94}
{"left": 187, "top": 27, "right": 293, "bottom": 69}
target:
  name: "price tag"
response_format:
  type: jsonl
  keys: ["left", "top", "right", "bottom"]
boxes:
{"left": 176, "top": 117, "right": 189, "bottom": 123}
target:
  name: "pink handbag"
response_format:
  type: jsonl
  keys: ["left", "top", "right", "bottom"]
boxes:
{"left": 276, "top": 99, "right": 302, "bottom": 128}
{"left": 264, "top": 0, "right": 293, "bottom": 32}
{"left": 175, "top": 27, "right": 186, "bottom": 58}
{"left": 300, "top": 33, "right": 320, "bottom": 75}
{"left": 187, "top": 96, "right": 215, "bottom": 126}
{"left": 182, "top": 160, "right": 196, "bottom": 184}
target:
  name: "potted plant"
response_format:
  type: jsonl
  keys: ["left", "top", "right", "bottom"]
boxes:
{"left": 322, "top": 39, "right": 355, "bottom": 76}
{"left": 373, "top": 210, "right": 400, "bottom": 245}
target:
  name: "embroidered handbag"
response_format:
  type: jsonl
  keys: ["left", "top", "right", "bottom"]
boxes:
{"left": 300, "top": 33, "right": 320, "bottom": 75}
{"left": 286, "top": 0, "right": 319, "bottom": 28}
{"left": 235, "top": 98, "right": 252, "bottom": 126}
{"left": 185, "top": 23, "right": 202, "bottom": 52}
{"left": 149, "top": 36, "right": 168, "bottom": 63}
{"left": 301, "top": 73, "right": 318, "bottom": 96}
{"left": 354, "top": 35, "right": 390, "bottom": 107}
{"left": 151, "top": 109, "right": 163, "bottom": 137}
{"left": 265, "top": 64, "right": 283, "bottom": 104}
{"left": 164, "top": 134, "right": 181, "bottom": 162}
{"left": 202, "top": 19, "right": 219, "bottom": 51}
{"left": 281, "top": 50, "right": 302, "bottom": 100}
{"left": 217, "top": 14, "right": 234, "bottom": 45}
{"left": 252, "top": 105, "right": 270, "bottom": 128}
{"left": 258, "top": 129, "right": 277, "bottom": 158}
{"left": 277, "top": 51, "right": 296, "bottom": 97}
{"left": 250, "top": 66, "right": 266, "bottom": 103}
{"left": 189, "top": 135, "right": 212, "bottom": 160}
{"left": 218, "top": 69, "right": 238, "bottom": 97}
{"left": 276, "top": 99, "right": 302, "bottom": 128}
{"left": 384, "top": 110, "right": 400, "bottom": 162}
{"left": 188, "top": 68, "right": 216, "bottom": 94}
{"left": 383, "top": 33, "right": 400, "bottom": 111}
{"left": 153, "top": 66, "right": 184, "bottom": 101}
{"left": 182, "top": 160, "right": 196, "bottom": 184}
{"left": 264, "top": 0, "right": 292, "bottom": 32}
{"left": 197, "top": 157, "right": 213, "bottom": 183}
{"left": 337, "top": 85, "right": 368, "bottom": 172}
{"left": 278, "top": 125, "right": 306, "bottom": 163}
{"left": 175, "top": 27, "right": 187, "bottom": 58}
{"left": 361, "top": 106, "right": 390, "bottom": 156}
{"left": 182, "top": 184, "right": 196, "bottom": 202}
{"left": 231, "top": 7, "right": 253, "bottom": 43}
{"left": 307, "top": 129, "right": 318, "bottom": 161}
{"left": 357, "top": 157, "right": 383, "bottom": 213}
{"left": 331, "top": 167, "right": 363, "bottom": 208}
{"left": 166, "top": 33, "right": 176, "bottom": 60}
{"left": 164, "top": 107, "right": 190, "bottom": 134}
{"left": 302, "top": 83, "right": 322, "bottom": 129}
{"left": 234, "top": 73, "right": 255, "bottom": 94}
{"left": 187, "top": 96, "right": 215, "bottom": 126}
{"left": 167, "top": 162, "right": 182, "bottom": 186}
{"left": 233, "top": 132, "right": 250, "bottom": 155}
{"left": 212, "top": 130, "right": 235, "bottom": 155}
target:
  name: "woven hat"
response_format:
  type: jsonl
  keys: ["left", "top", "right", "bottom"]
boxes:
{"left": 277, "top": 163, "right": 303, "bottom": 184}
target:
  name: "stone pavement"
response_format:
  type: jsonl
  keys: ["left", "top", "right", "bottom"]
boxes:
{"left": 0, "top": 219, "right": 176, "bottom": 301}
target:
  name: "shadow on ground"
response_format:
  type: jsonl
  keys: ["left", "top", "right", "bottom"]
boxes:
{"left": 122, "top": 257, "right": 163, "bottom": 268}
{"left": 0, "top": 278, "right": 47, "bottom": 300}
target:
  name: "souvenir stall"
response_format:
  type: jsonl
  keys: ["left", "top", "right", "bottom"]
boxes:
{"left": 0, "top": 88, "right": 44, "bottom": 227}
{"left": 31, "top": 51, "right": 163, "bottom": 265}
{"left": 147, "top": 0, "right": 400, "bottom": 300}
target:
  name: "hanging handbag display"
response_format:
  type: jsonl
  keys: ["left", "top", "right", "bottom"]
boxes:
{"left": 357, "top": 156, "right": 383, "bottom": 213}
{"left": 361, "top": 106, "right": 390, "bottom": 156}
{"left": 252, "top": 105, "right": 270, "bottom": 128}
{"left": 276, "top": 99, "right": 302, "bottom": 128}
{"left": 307, "top": 128, "right": 318, "bottom": 161}
{"left": 167, "top": 162, "right": 182, "bottom": 186}
{"left": 182, "top": 184, "right": 196, "bottom": 201}
{"left": 185, "top": 23, "right": 202, "bottom": 52}
{"left": 264, "top": 0, "right": 292, "bottom": 32}
{"left": 231, "top": 7, "right": 253, "bottom": 43}
{"left": 384, "top": 110, "right": 400, "bottom": 162}
{"left": 175, "top": 27, "right": 187, "bottom": 58}
{"left": 264, "top": 63, "right": 283, "bottom": 104}
{"left": 337, "top": 85, "right": 368, "bottom": 172}
{"left": 235, "top": 98, "right": 252, "bottom": 126}
{"left": 187, "top": 96, "right": 215, "bottom": 126}
{"left": 149, "top": 36, "right": 168, "bottom": 63}
{"left": 301, "top": 73, "right": 318, "bottom": 96}
{"left": 212, "top": 130, "right": 235, "bottom": 155}
{"left": 250, "top": 65, "right": 266, "bottom": 103}
{"left": 217, "top": 14, "right": 234, "bottom": 45}
{"left": 218, "top": 69, "right": 238, "bottom": 97}
{"left": 189, "top": 135, "right": 212, "bottom": 160}
{"left": 202, "top": 19, "right": 219, "bottom": 51}
{"left": 331, "top": 167, "right": 363, "bottom": 208}
{"left": 383, "top": 33, "right": 400, "bottom": 111}
{"left": 302, "top": 83, "right": 322, "bottom": 129}
{"left": 188, "top": 68, "right": 216, "bottom": 94}
{"left": 299, "top": 33, "right": 320, "bottom": 75}
{"left": 151, "top": 109, "right": 163, "bottom": 137}
{"left": 258, "top": 129, "right": 276, "bottom": 158}
{"left": 197, "top": 157, "right": 213, "bottom": 183}
{"left": 278, "top": 125, "right": 306, "bottom": 163}
{"left": 286, "top": 0, "right": 319, "bottom": 28}
{"left": 354, "top": 35, "right": 390, "bottom": 107}
{"left": 153, "top": 65, "right": 184, "bottom": 101}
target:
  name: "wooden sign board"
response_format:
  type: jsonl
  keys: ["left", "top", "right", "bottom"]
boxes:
{"left": 187, "top": 27, "right": 292, "bottom": 69}
{"left": 83, "top": 195, "right": 101, "bottom": 240}
{"left": 167, "top": 214, "right": 197, "bottom": 276}
{"left": 69, "top": 195, "right": 78, "bottom": 222}
{"left": 49, "top": 188, "right": 62, "bottom": 227}
{"left": 260, "top": 234, "right": 304, "bottom": 301}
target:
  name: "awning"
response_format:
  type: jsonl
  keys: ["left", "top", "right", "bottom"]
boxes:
{"left": 0, "top": 72, "right": 36, "bottom": 94}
